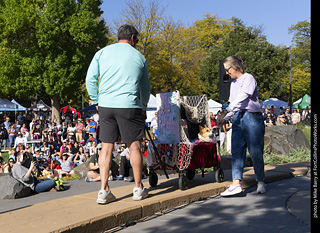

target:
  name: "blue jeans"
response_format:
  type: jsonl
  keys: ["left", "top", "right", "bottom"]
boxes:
{"left": 231, "top": 110, "right": 265, "bottom": 182}
{"left": 34, "top": 178, "right": 56, "bottom": 193}
{"left": 8, "top": 135, "right": 15, "bottom": 147}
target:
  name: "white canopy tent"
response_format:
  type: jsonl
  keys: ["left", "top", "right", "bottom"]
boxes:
{"left": 208, "top": 99, "right": 222, "bottom": 115}
{"left": 146, "top": 94, "right": 157, "bottom": 123}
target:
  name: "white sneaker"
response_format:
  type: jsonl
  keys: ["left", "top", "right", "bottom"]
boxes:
{"left": 257, "top": 181, "right": 266, "bottom": 194}
{"left": 133, "top": 186, "right": 148, "bottom": 201}
{"left": 96, "top": 190, "right": 116, "bottom": 204}
{"left": 221, "top": 185, "right": 242, "bottom": 197}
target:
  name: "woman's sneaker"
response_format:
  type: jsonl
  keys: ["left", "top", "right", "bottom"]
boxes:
{"left": 221, "top": 184, "right": 242, "bottom": 197}
{"left": 133, "top": 186, "right": 148, "bottom": 200}
{"left": 257, "top": 181, "right": 266, "bottom": 194}
{"left": 96, "top": 190, "right": 116, "bottom": 204}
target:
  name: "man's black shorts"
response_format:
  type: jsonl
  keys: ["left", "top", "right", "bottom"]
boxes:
{"left": 99, "top": 107, "right": 145, "bottom": 143}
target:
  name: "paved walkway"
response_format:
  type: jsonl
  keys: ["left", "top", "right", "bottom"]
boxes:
{"left": 119, "top": 177, "right": 310, "bottom": 233}
{"left": 0, "top": 162, "right": 310, "bottom": 233}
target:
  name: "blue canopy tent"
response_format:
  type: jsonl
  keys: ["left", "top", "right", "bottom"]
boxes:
{"left": 261, "top": 98, "right": 289, "bottom": 109}
{"left": 261, "top": 98, "right": 289, "bottom": 116}
{"left": 80, "top": 105, "right": 98, "bottom": 113}
{"left": 0, "top": 98, "right": 17, "bottom": 111}
{"left": 11, "top": 99, "right": 26, "bottom": 111}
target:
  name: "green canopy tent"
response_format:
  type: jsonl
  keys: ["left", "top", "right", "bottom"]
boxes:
{"left": 297, "top": 94, "right": 311, "bottom": 109}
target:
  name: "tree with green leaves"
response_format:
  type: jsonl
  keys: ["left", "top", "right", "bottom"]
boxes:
{"left": 199, "top": 25, "right": 290, "bottom": 101}
{"left": 0, "top": 0, "right": 108, "bottom": 122}
{"left": 287, "top": 20, "right": 311, "bottom": 101}
{"left": 116, "top": 1, "right": 233, "bottom": 96}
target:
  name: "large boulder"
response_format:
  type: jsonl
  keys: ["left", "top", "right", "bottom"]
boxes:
{"left": 73, "top": 160, "right": 90, "bottom": 179}
{"left": 0, "top": 173, "right": 32, "bottom": 199}
{"left": 264, "top": 125, "right": 310, "bottom": 154}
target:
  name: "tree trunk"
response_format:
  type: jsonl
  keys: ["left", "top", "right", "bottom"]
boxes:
{"left": 51, "top": 95, "right": 61, "bottom": 125}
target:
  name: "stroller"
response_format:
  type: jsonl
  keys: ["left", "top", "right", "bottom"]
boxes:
{"left": 147, "top": 91, "right": 224, "bottom": 190}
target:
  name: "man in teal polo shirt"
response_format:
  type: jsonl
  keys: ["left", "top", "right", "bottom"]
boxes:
{"left": 86, "top": 24, "right": 150, "bottom": 204}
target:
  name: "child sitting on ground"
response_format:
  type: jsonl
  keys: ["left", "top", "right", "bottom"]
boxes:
{"left": 42, "top": 163, "right": 54, "bottom": 179}
{"left": 43, "top": 162, "right": 65, "bottom": 190}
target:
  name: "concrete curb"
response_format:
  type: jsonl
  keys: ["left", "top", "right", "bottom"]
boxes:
{"left": 0, "top": 162, "right": 310, "bottom": 233}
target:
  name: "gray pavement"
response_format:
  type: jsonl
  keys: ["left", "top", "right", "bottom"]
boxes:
{"left": 118, "top": 177, "right": 311, "bottom": 233}
{"left": 0, "top": 175, "right": 157, "bottom": 214}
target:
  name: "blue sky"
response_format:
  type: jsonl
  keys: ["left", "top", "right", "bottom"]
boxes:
{"left": 101, "top": 0, "right": 310, "bottom": 46}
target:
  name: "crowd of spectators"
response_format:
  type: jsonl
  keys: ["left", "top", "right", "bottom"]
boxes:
{"left": 0, "top": 104, "right": 311, "bottom": 193}
{"left": 262, "top": 105, "right": 311, "bottom": 127}
{"left": 0, "top": 109, "right": 148, "bottom": 185}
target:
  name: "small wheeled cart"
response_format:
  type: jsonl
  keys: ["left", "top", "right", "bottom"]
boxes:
{"left": 147, "top": 91, "right": 224, "bottom": 190}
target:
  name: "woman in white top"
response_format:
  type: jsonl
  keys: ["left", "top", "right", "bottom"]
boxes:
{"left": 291, "top": 108, "right": 301, "bottom": 126}
{"left": 89, "top": 141, "right": 97, "bottom": 157}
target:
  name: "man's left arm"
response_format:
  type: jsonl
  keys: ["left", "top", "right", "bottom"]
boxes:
{"left": 139, "top": 61, "right": 151, "bottom": 111}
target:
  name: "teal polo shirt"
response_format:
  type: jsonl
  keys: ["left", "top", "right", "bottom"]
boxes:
{"left": 86, "top": 43, "right": 150, "bottom": 110}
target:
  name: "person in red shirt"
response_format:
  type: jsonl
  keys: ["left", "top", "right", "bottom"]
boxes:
{"left": 210, "top": 112, "right": 219, "bottom": 137}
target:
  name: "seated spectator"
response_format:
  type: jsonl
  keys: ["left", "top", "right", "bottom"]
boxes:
{"left": 73, "top": 146, "right": 86, "bottom": 167}
{"left": 4, "top": 156, "right": 15, "bottom": 173}
{"left": 71, "top": 141, "right": 80, "bottom": 155}
{"left": 51, "top": 159, "right": 61, "bottom": 175}
{"left": 42, "top": 163, "right": 54, "bottom": 179}
{"left": 14, "top": 132, "right": 27, "bottom": 148}
{"left": 276, "top": 111, "right": 288, "bottom": 126}
{"left": 0, "top": 154, "right": 6, "bottom": 173}
{"left": 21, "top": 130, "right": 29, "bottom": 143}
{"left": 86, "top": 144, "right": 112, "bottom": 182}
{"left": 84, "top": 148, "right": 90, "bottom": 160}
{"left": 86, "top": 134, "right": 97, "bottom": 144}
{"left": 39, "top": 142, "right": 50, "bottom": 159}
{"left": 42, "top": 130, "right": 49, "bottom": 144}
{"left": 86, "top": 144, "right": 101, "bottom": 182}
{"left": 48, "top": 129, "right": 58, "bottom": 145}
{"left": 89, "top": 141, "right": 97, "bottom": 157}
{"left": 12, "top": 152, "right": 56, "bottom": 193}
{"left": 33, "top": 148, "right": 41, "bottom": 160}
{"left": 1, "top": 155, "right": 15, "bottom": 173}
{"left": 33, "top": 125, "right": 42, "bottom": 140}
{"left": 59, "top": 152, "right": 74, "bottom": 176}
{"left": 48, "top": 144, "right": 58, "bottom": 159}
{"left": 117, "top": 147, "right": 133, "bottom": 182}
{"left": 59, "top": 139, "right": 71, "bottom": 159}
{"left": 264, "top": 111, "right": 276, "bottom": 127}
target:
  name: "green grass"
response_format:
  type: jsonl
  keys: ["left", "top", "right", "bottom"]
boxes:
{"left": 263, "top": 147, "right": 310, "bottom": 165}
{"left": 296, "top": 122, "right": 311, "bottom": 144}
{"left": 1, "top": 152, "right": 9, "bottom": 162}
